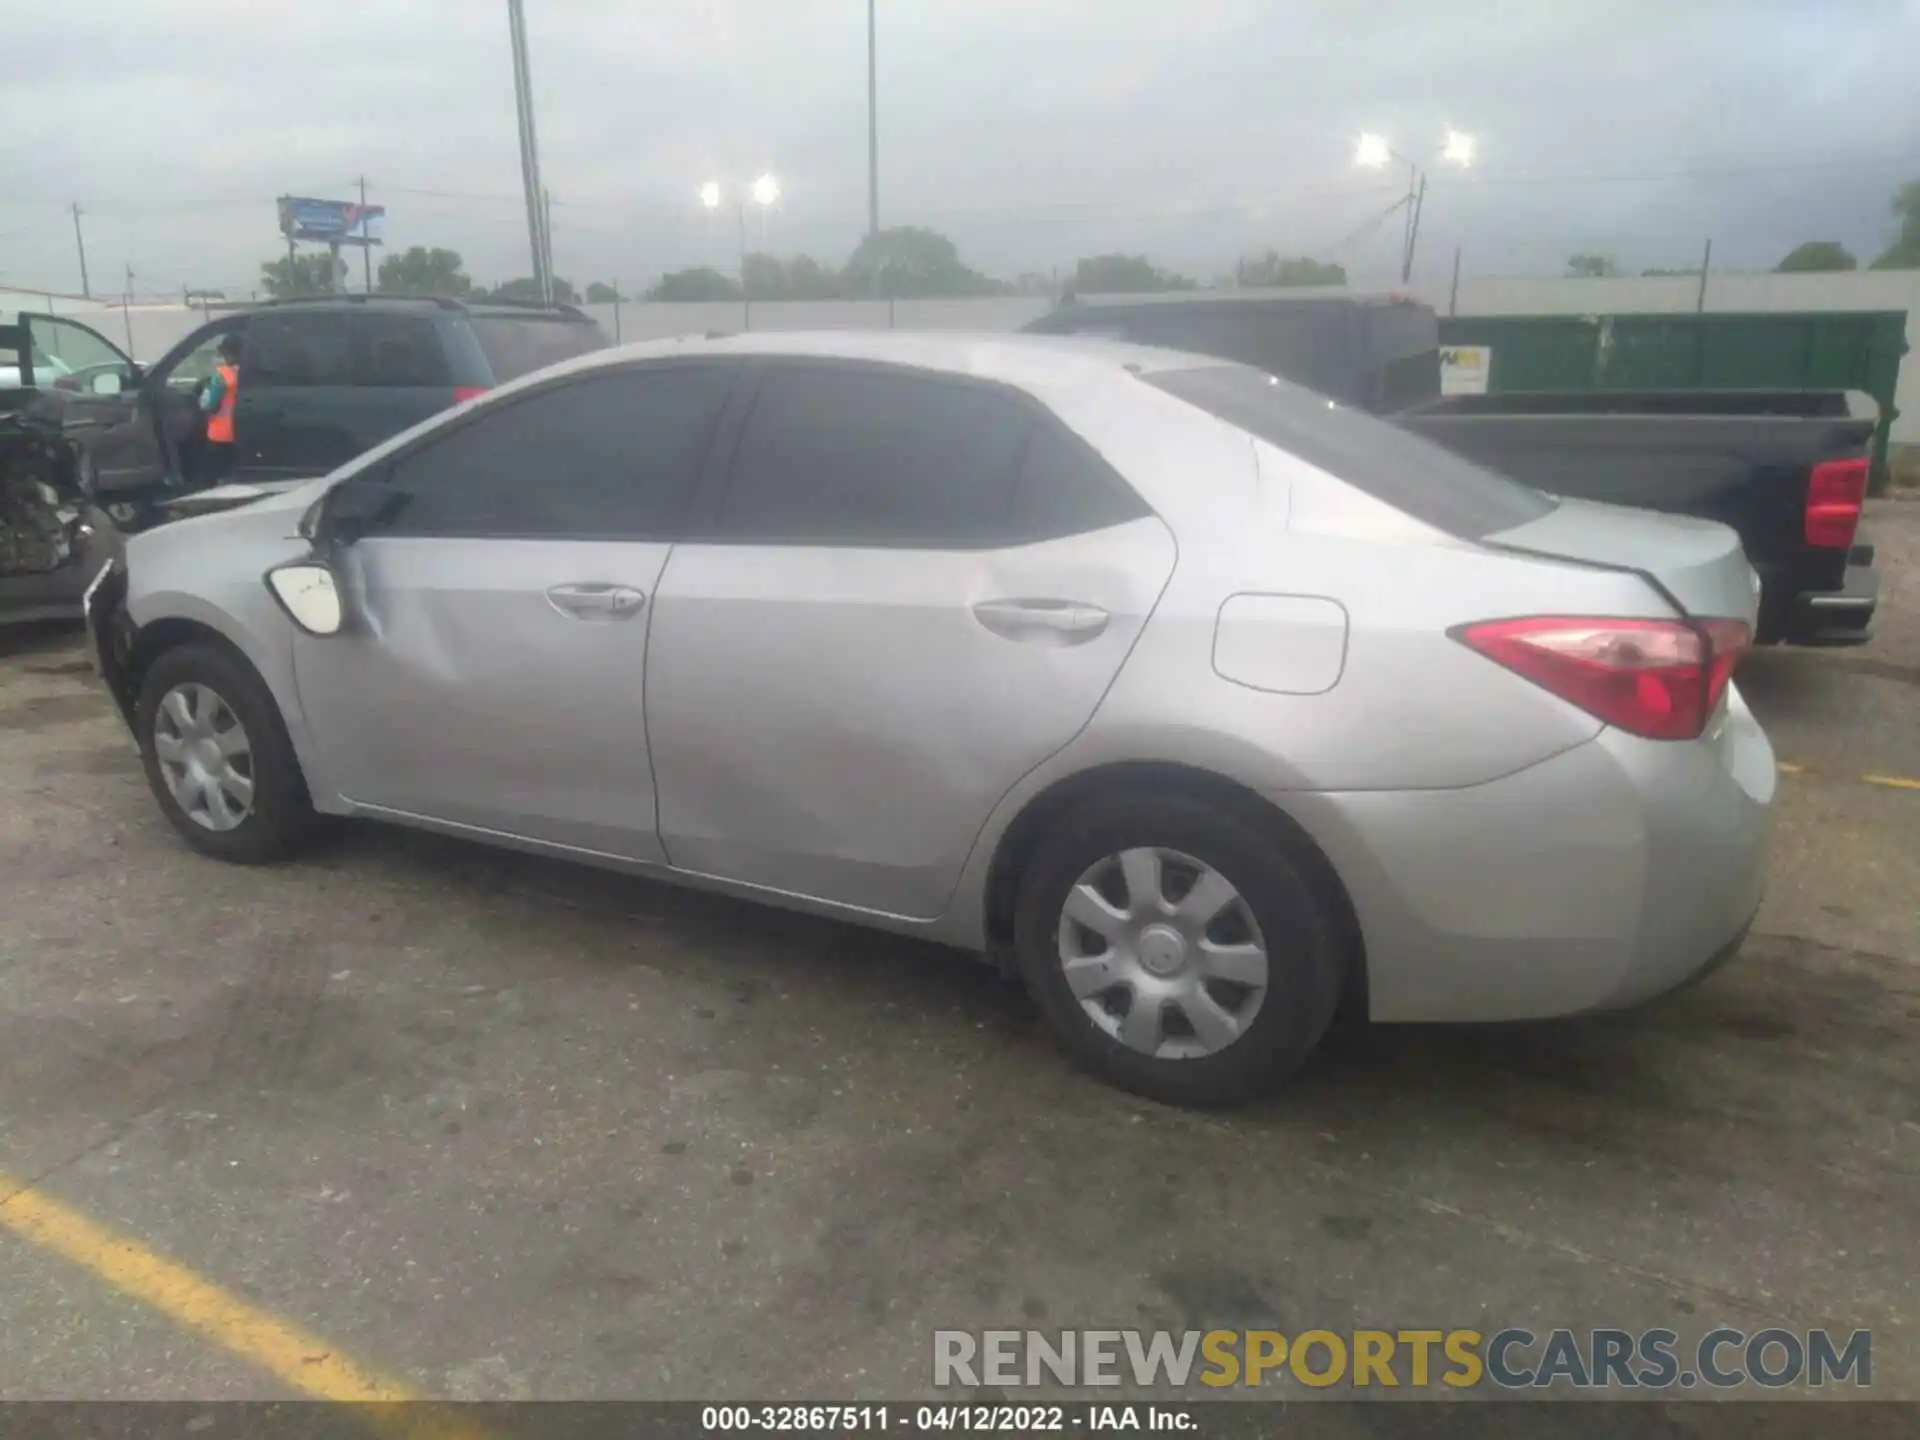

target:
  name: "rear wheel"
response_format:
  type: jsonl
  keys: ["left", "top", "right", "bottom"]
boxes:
{"left": 136, "top": 642, "right": 316, "bottom": 863}
{"left": 1013, "top": 792, "right": 1344, "bottom": 1106}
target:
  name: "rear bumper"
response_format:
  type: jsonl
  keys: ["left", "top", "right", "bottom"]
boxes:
{"left": 1776, "top": 545, "right": 1877, "bottom": 647}
{"left": 1289, "top": 685, "right": 1774, "bottom": 1023}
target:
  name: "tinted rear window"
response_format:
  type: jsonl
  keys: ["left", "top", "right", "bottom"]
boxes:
{"left": 468, "top": 314, "right": 606, "bottom": 382}
{"left": 353, "top": 312, "right": 452, "bottom": 387}
{"left": 1145, "top": 364, "right": 1554, "bottom": 539}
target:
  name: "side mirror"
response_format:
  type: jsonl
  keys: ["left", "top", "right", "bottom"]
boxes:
{"left": 265, "top": 563, "right": 344, "bottom": 636}
{"left": 90, "top": 371, "right": 125, "bottom": 397}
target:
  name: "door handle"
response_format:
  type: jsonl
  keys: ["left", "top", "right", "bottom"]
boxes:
{"left": 545, "top": 582, "right": 647, "bottom": 619}
{"left": 972, "top": 598, "right": 1110, "bottom": 644}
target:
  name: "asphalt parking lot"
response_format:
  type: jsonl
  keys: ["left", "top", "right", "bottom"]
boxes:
{"left": 1, "top": 504, "right": 1916, "bottom": 1408}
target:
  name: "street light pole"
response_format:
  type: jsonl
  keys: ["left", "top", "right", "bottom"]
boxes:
{"left": 507, "top": 0, "right": 552, "bottom": 304}
{"left": 1356, "top": 130, "right": 1472, "bottom": 285}
{"left": 70, "top": 203, "right": 91, "bottom": 300}
{"left": 736, "top": 197, "right": 749, "bottom": 329}
{"left": 1403, "top": 170, "right": 1427, "bottom": 284}
{"left": 867, "top": 0, "right": 880, "bottom": 238}
{"left": 703, "top": 176, "right": 781, "bottom": 333}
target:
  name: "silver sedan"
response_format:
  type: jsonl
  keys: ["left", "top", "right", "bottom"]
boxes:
{"left": 86, "top": 332, "right": 1774, "bottom": 1105}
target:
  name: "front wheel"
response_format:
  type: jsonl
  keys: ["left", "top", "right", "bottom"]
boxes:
{"left": 136, "top": 642, "right": 316, "bottom": 863}
{"left": 1013, "top": 792, "right": 1345, "bottom": 1106}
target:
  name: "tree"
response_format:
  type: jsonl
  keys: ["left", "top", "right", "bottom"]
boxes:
{"left": 1071, "top": 253, "right": 1196, "bottom": 294}
{"left": 782, "top": 255, "right": 842, "bottom": 300}
{"left": 645, "top": 267, "right": 742, "bottom": 302}
{"left": 841, "top": 226, "right": 1004, "bottom": 298}
{"left": 1775, "top": 241, "right": 1857, "bottom": 273}
{"left": 1237, "top": 252, "right": 1346, "bottom": 288}
{"left": 1870, "top": 181, "right": 1920, "bottom": 270}
{"left": 484, "top": 276, "right": 578, "bottom": 303}
{"left": 259, "top": 252, "right": 338, "bottom": 298}
{"left": 584, "top": 281, "right": 623, "bottom": 303}
{"left": 1565, "top": 254, "right": 1619, "bottom": 278}
{"left": 376, "top": 246, "right": 472, "bottom": 296}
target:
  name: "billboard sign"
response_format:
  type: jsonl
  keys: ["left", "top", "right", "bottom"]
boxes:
{"left": 277, "top": 196, "right": 385, "bottom": 246}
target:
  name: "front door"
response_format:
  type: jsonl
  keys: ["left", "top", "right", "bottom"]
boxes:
{"left": 645, "top": 359, "right": 1175, "bottom": 919}
{"left": 19, "top": 313, "right": 150, "bottom": 488}
{"left": 293, "top": 361, "right": 741, "bottom": 859}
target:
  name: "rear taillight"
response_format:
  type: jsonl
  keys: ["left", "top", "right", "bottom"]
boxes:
{"left": 1454, "top": 616, "right": 1752, "bottom": 741}
{"left": 452, "top": 385, "right": 489, "bottom": 404}
{"left": 1805, "top": 456, "right": 1868, "bottom": 548}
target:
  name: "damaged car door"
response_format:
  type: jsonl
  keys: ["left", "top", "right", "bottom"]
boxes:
{"left": 291, "top": 359, "right": 741, "bottom": 860}
{"left": 1, "top": 315, "right": 126, "bottom": 624}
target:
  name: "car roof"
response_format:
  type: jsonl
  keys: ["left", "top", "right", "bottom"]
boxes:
{"left": 252, "top": 294, "right": 593, "bottom": 321}
{"left": 533, "top": 329, "right": 1221, "bottom": 393}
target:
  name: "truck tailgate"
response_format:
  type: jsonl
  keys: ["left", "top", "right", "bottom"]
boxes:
{"left": 1397, "top": 409, "right": 1877, "bottom": 600}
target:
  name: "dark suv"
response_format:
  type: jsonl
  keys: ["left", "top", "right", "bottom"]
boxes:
{"left": 77, "top": 295, "right": 606, "bottom": 510}
{"left": 1, "top": 296, "right": 604, "bottom": 625}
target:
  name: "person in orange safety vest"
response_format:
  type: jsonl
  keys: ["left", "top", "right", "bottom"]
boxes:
{"left": 196, "top": 332, "right": 243, "bottom": 482}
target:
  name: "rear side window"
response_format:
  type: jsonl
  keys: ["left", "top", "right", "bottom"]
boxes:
{"left": 1011, "top": 422, "right": 1150, "bottom": 537}
{"left": 378, "top": 364, "right": 734, "bottom": 539}
{"left": 353, "top": 313, "right": 451, "bottom": 388}
{"left": 468, "top": 314, "right": 606, "bottom": 382}
{"left": 247, "top": 312, "right": 351, "bottom": 388}
{"left": 1145, "top": 365, "right": 1555, "bottom": 539}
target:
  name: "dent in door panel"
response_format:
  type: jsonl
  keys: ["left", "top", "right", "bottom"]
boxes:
{"left": 645, "top": 518, "right": 1177, "bottom": 918}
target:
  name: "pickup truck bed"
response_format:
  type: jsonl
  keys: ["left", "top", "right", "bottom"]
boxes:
{"left": 1400, "top": 391, "right": 1880, "bottom": 645}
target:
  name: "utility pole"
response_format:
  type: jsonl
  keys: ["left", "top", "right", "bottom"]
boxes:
{"left": 1696, "top": 238, "right": 1713, "bottom": 314}
{"left": 121, "top": 265, "right": 135, "bottom": 353}
{"left": 543, "top": 187, "right": 556, "bottom": 297}
{"left": 507, "top": 0, "right": 553, "bottom": 305}
{"left": 359, "top": 176, "right": 374, "bottom": 292}
{"left": 737, "top": 197, "right": 750, "bottom": 331}
{"left": 867, "top": 0, "right": 880, "bottom": 237}
{"left": 1401, "top": 170, "right": 1427, "bottom": 285}
{"left": 71, "top": 203, "right": 91, "bottom": 299}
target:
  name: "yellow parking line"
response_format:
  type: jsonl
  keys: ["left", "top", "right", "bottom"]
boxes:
{"left": 1862, "top": 774, "right": 1920, "bottom": 792}
{"left": 0, "top": 1172, "right": 486, "bottom": 1434}
{"left": 1776, "top": 763, "right": 1920, "bottom": 791}
{"left": 0, "top": 1173, "right": 410, "bottom": 1399}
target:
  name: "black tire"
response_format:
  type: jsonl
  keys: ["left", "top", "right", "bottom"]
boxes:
{"left": 1013, "top": 791, "right": 1345, "bottom": 1107}
{"left": 135, "top": 641, "right": 316, "bottom": 863}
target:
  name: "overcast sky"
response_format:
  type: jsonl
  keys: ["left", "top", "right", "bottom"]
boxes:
{"left": 5, "top": 0, "right": 1918, "bottom": 299}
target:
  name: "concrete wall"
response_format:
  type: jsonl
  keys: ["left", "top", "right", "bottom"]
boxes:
{"left": 17, "top": 274, "right": 1917, "bottom": 442}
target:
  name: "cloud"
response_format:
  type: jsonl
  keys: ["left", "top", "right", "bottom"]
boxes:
{"left": 2, "top": 0, "right": 1914, "bottom": 297}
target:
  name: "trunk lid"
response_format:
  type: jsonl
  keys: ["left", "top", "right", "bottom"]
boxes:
{"left": 1484, "top": 497, "right": 1760, "bottom": 626}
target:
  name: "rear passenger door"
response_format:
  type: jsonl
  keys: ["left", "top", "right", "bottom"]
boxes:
{"left": 235, "top": 309, "right": 359, "bottom": 477}
{"left": 644, "top": 359, "right": 1177, "bottom": 919}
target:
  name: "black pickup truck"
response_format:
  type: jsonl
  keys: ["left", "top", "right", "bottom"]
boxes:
{"left": 1026, "top": 293, "right": 1880, "bottom": 646}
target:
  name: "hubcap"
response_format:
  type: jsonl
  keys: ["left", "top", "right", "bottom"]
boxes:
{"left": 152, "top": 683, "right": 255, "bottom": 832}
{"left": 1055, "top": 847, "right": 1269, "bottom": 1060}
